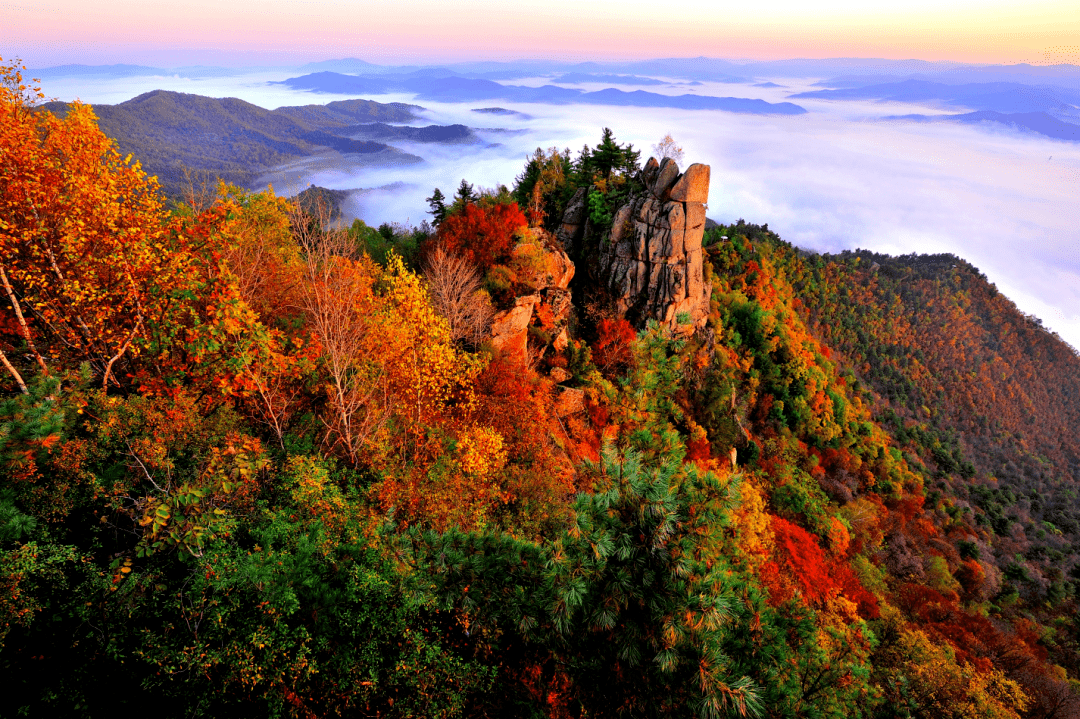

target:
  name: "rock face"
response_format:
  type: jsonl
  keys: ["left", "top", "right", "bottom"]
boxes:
{"left": 489, "top": 228, "right": 576, "bottom": 364}
{"left": 598, "top": 158, "right": 711, "bottom": 334}
{"left": 489, "top": 295, "right": 538, "bottom": 363}
{"left": 556, "top": 186, "right": 589, "bottom": 254}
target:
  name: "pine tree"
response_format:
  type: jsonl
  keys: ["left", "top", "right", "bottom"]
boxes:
{"left": 586, "top": 127, "right": 642, "bottom": 182}
{"left": 417, "top": 438, "right": 763, "bottom": 718}
{"left": 426, "top": 187, "right": 448, "bottom": 225}
{"left": 453, "top": 179, "right": 476, "bottom": 209}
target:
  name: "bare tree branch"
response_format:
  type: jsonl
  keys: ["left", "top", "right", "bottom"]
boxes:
{"left": 422, "top": 243, "right": 493, "bottom": 347}
{"left": 0, "top": 261, "right": 47, "bottom": 374}
{"left": 292, "top": 196, "right": 390, "bottom": 465}
{"left": 0, "top": 347, "right": 28, "bottom": 394}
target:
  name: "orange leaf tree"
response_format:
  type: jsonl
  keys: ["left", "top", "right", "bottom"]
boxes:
{"left": 0, "top": 58, "right": 190, "bottom": 390}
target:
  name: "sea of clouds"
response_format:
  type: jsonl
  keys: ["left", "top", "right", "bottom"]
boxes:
{"left": 40, "top": 68, "right": 1080, "bottom": 350}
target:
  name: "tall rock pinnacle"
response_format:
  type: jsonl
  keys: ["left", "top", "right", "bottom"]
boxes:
{"left": 598, "top": 157, "right": 711, "bottom": 335}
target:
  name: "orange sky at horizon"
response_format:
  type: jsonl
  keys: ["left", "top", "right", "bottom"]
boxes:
{"left": 4, "top": 0, "right": 1079, "bottom": 67}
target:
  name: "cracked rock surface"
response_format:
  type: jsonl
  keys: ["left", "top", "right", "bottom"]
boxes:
{"left": 598, "top": 157, "right": 711, "bottom": 334}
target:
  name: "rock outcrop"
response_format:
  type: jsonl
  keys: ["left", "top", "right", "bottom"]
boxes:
{"left": 489, "top": 228, "right": 575, "bottom": 364}
{"left": 597, "top": 158, "right": 711, "bottom": 334}
{"left": 555, "top": 186, "right": 589, "bottom": 255}
{"left": 553, "top": 386, "right": 585, "bottom": 417}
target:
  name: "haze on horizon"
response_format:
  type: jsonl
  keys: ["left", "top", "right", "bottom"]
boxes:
{"left": 5, "top": 0, "right": 1080, "bottom": 67}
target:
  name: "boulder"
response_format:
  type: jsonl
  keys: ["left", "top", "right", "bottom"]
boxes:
{"left": 554, "top": 386, "right": 585, "bottom": 417}
{"left": 649, "top": 157, "right": 681, "bottom": 200}
{"left": 489, "top": 231, "right": 577, "bottom": 364}
{"left": 668, "top": 163, "right": 710, "bottom": 204}
{"left": 562, "top": 186, "right": 588, "bottom": 224}
{"left": 515, "top": 228, "right": 576, "bottom": 292}
{"left": 546, "top": 289, "right": 573, "bottom": 323}
{"left": 556, "top": 187, "right": 589, "bottom": 252}
{"left": 640, "top": 157, "right": 660, "bottom": 189}
{"left": 553, "top": 327, "right": 570, "bottom": 352}
{"left": 547, "top": 242, "right": 575, "bottom": 290}
{"left": 549, "top": 366, "right": 571, "bottom": 383}
{"left": 490, "top": 300, "right": 535, "bottom": 364}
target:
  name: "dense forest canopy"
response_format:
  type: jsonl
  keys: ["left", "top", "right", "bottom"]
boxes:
{"left": 2, "top": 58, "right": 1080, "bottom": 718}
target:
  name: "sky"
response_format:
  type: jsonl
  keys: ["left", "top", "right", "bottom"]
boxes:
{"left": 4, "top": 0, "right": 1080, "bottom": 67}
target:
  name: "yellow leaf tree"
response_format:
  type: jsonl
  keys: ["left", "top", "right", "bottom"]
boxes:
{"left": 0, "top": 57, "right": 190, "bottom": 391}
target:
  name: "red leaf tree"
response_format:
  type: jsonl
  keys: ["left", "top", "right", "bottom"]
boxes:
{"left": 434, "top": 202, "right": 528, "bottom": 271}
{"left": 766, "top": 516, "right": 879, "bottom": 618}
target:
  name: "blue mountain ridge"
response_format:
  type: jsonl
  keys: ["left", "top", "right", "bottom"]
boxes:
{"left": 30, "top": 58, "right": 1080, "bottom": 89}
{"left": 277, "top": 72, "right": 806, "bottom": 114}
{"left": 885, "top": 111, "right": 1080, "bottom": 142}
{"left": 551, "top": 73, "right": 667, "bottom": 86}
{"left": 29, "top": 63, "right": 262, "bottom": 79}
{"left": 791, "top": 80, "right": 1080, "bottom": 120}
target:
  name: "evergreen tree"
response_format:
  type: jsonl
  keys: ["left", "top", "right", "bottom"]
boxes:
{"left": 453, "top": 179, "right": 476, "bottom": 208}
{"left": 426, "top": 187, "right": 448, "bottom": 225}
{"left": 417, "top": 441, "right": 762, "bottom": 718}
{"left": 583, "top": 127, "right": 642, "bottom": 182}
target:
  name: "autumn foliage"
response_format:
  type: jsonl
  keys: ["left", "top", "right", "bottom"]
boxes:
{"left": 764, "top": 516, "right": 879, "bottom": 618}
{"left": 591, "top": 317, "right": 636, "bottom": 376}
{"left": 0, "top": 71, "right": 183, "bottom": 390}
{"left": 433, "top": 201, "right": 528, "bottom": 271}
{"left": 2, "top": 66, "right": 1077, "bottom": 718}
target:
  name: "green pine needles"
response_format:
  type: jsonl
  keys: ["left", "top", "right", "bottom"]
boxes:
{"left": 417, "top": 441, "right": 761, "bottom": 718}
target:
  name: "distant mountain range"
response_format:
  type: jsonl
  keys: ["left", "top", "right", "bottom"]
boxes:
{"left": 343, "top": 122, "right": 477, "bottom": 144}
{"left": 813, "top": 64, "right": 1080, "bottom": 92}
{"left": 272, "top": 98, "right": 421, "bottom": 126}
{"left": 29, "top": 58, "right": 1080, "bottom": 200}
{"left": 30, "top": 57, "right": 1080, "bottom": 89}
{"left": 550, "top": 73, "right": 666, "bottom": 86}
{"left": 471, "top": 107, "right": 530, "bottom": 117}
{"left": 277, "top": 71, "right": 808, "bottom": 114}
{"left": 40, "top": 91, "right": 471, "bottom": 196}
{"left": 32, "top": 63, "right": 166, "bottom": 77}
{"left": 791, "top": 79, "right": 1080, "bottom": 121}
{"left": 30, "top": 63, "right": 249, "bottom": 79}
{"left": 886, "top": 110, "right": 1080, "bottom": 142}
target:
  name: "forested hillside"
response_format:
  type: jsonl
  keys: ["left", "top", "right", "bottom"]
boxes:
{"left": 41, "top": 91, "right": 425, "bottom": 195}
{"left": 785, "top": 242, "right": 1080, "bottom": 672}
{"left": 3, "top": 58, "right": 1079, "bottom": 718}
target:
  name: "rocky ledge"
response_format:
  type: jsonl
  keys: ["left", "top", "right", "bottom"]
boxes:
{"left": 489, "top": 228, "right": 575, "bottom": 364}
